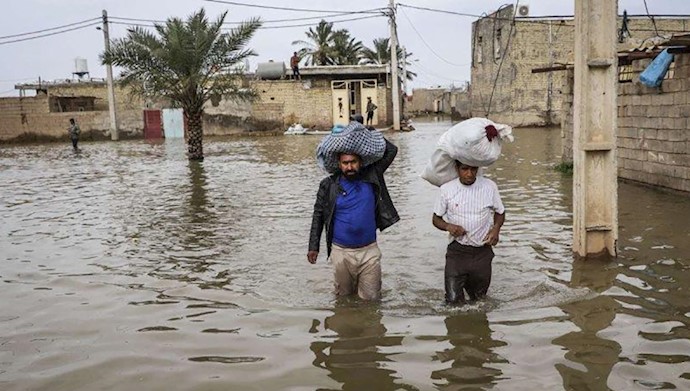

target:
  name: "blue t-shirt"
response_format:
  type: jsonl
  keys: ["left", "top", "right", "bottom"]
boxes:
{"left": 332, "top": 177, "right": 377, "bottom": 248}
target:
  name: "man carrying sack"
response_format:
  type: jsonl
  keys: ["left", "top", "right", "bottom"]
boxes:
{"left": 308, "top": 120, "right": 399, "bottom": 300}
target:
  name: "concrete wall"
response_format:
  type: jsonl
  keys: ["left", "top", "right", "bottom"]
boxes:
{"left": 248, "top": 79, "right": 390, "bottom": 130}
{"left": 562, "top": 53, "right": 690, "bottom": 193}
{"left": 471, "top": 6, "right": 690, "bottom": 127}
{"left": 408, "top": 88, "right": 471, "bottom": 119}
{"left": 1, "top": 75, "right": 392, "bottom": 142}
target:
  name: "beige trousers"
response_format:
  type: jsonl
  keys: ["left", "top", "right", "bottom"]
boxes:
{"left": 330, "top": 242, "right": 382, "bottom": 300}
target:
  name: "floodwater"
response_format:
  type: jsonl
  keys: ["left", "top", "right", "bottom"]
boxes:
{"left": 1, "top": 119, "right": 689, "bottom": 390}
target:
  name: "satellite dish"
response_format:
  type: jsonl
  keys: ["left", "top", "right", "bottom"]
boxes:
{"left": 517, "top": 4, "right": 530, "bottom": 16}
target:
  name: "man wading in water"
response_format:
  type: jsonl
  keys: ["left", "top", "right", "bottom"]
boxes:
{"left": 432, "top": 160, "right": 505, "bottom": 305}
{"left": 307, "top": 124, "right": 399, "bottom": 300}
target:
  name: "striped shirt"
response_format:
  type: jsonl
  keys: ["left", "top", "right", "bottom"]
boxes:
{"left": 433, "top": 176, "right": 505, "bottom": 247}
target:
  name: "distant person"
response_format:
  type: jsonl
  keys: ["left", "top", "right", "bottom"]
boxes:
{"left": 290, "top": 51, "right": 301, "bottom": 80}
{"left": 307, "top": 124, "right": 399, "bottom": 300}
{"left": 68, "top": 118, "right": 81, "bottom": 151}
{"left": 365, "top": 97, "right": 377, "bottom": 126}
{"left": 432, "top": 160, "right": 505, "bottom": 305}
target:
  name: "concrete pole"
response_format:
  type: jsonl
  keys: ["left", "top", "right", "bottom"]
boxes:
{"left": 401, "top": 46, "right": 408, "bottom": 96}
{"left": 102, "top": 10, "right": 119, "bottom": 141}
{"left": 572, "top": 0, "right": 618, "bottom": 258}
{"left": 388, "top": 0, "right": 401, "bottom": 131}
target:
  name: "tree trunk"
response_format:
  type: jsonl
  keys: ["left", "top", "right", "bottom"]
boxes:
{"left": 186, "top": 109, "right": 204, "bottom": 161}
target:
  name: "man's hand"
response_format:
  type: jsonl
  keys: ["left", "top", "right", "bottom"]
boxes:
{"left": 307, "top": 251, "right": 319, "bottom": 264}
{"left": 483, "top": 226, "right": 501, "bottom": 246}
{"left": 446, "top": 223, "right": 466, "bottom": 238}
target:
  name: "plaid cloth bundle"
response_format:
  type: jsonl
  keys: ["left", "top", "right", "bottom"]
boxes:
{"left": 316, "top": 121, "right": 386, "bottom": 173}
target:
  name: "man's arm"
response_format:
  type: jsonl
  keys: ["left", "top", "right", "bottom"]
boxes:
{"left": 307, "top": 181, "right": 328, "bottom": 263}
{"left": 483, "top": 212, "right": 505, "bottom": 246}
{"left": 375, "top": 138, "right": 398, "bottom": 173}
{"left": 432, "top": 213, "right": 466, "bottom": 238}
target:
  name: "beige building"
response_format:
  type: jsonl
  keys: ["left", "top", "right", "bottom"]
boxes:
{"left": 471, "top": 5, "right": 690, "bottom": 127}
{"left": 0, "top": 64, "right": 393, "bottom": 142}
{"left": 561, "top": 36, "right": 690, "bottom": 193}
{"left": 407, "top": 85, "right": 470, "bottom": 119}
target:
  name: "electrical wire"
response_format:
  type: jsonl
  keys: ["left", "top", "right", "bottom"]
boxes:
{"left": 0, "top": 17, "right": 101, "bottom": 40}
{"left": 203, "top": 0, "right": 383, "bottom": 15}
{"left": 398, "top": 3, "right": 574, "bottom": 27}
{"left": 0, "top": 22, "right": 101, "bottom": 45}
{"left": 485, "top": 1, "right": 518, "bottom": 116}
{"left": 643, "top": 0, "right": 660, "bottom": 37}
{"left": 111, "top": 10, "right": 386, "bottom": 25}
{"left": 111, "top": 14, "right": 385, "bottom": 31}
{"left": 255, "top": 15, "right": 384, "bottom": 30}
{"left": 398, "top": 6, "right": 469, "bottom": 67}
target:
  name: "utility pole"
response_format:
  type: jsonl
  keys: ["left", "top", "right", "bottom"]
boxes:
{"left": 102, "top": 10, "right": 119, "bottom": 141}
{"left": 401, "top": 46, "right": 408, "bottom": 96}
{"left": 388, "top": 0, "right": 401, "bottom": 131}
{"left": 572, "top": 0, "right": 618, "bottom": 258}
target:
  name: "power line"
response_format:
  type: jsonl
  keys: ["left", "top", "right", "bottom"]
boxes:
{"left": 203, "top": 0, "right": 383, "bottom": 14}
{"left": 112, "top": 14, "right": 385, "bottom": 31}
{"left": 643, "top": 0, "right": 660, "bottom": 37}
{"left": 398, "top": 3, "right": 574, "bottom": 27}
{"left": 257, "top": 15, "right": 384, "bottom": 30}
{"left": 486, "top": 2, "right": 518, "bottom": 116}
{"left": 398, "top": 6, "right": 469, "bottom": 67}
{"left": 0, "top": 22, "right": 101, "bottom": 45}
{"left": 0, "top": 17, "right": 100, "bottom": 40}
{"left": 111, "top": 10, "right": 385, "bottom": 25}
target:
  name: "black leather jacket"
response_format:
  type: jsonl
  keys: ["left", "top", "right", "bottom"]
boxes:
{"left": 309, "top": 139, "right": 400, "bottom": 256}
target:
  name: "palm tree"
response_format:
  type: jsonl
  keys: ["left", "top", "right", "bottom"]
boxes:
{"left": 361, "top": 38, "right": 417, "bottom": 81}
{"left": 292, "top": 20, "right": 336, "bottom": 66}
{"left": 331, "top": 30, "right": 363, "bottom": 65}
{"left": 102, "top": 9, "right": 261, "bottom": 161}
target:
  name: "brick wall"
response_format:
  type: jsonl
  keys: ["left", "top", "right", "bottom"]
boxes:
{"left": 408, "top": 88, "right": 471, "bottom": 118}
{"left": 562, "top": 53, "right": 690, "bottom": 193}
{"left": 471, "top": 7, "right": 690, "bottom": 127}
{"left": 1, "top": 76, "right": 392, "bottom": 142}
{"left": 249, "top": 79, "right": 389, "bottom": 130}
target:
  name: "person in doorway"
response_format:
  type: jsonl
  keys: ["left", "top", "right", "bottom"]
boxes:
{"left": 365, "top": 97, "right": 377, "bottom": 126}
{"left": 432, "top": 160, "right": 505, "bottom": 305}
{"left": 290, "top": 51, "right": 301, "bottom": 80}
{"left": 68, "top": 118, "right": 81, "bottom": 151}
{"left": 307, "top": 127, "right": 399, "bottom": 300}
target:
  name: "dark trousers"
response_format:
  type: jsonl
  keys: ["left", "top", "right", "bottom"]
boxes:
{"left": 444, "top": 241, "right": 494, "bottom": 304}
{"left": 71, "top": 137, "right": 79, "bottom": 150}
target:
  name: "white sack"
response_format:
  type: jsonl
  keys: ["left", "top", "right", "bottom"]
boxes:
{"left": 421, "top": 117, "right": 513, "bottom": 187}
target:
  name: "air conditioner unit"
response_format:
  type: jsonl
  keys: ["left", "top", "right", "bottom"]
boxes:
{"left": 517, "top": 4, "right": 530, "bottom": 17}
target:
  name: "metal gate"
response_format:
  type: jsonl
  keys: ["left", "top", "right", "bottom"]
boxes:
{"left": 143, "top": 110, "right": 162, "bottom": 139}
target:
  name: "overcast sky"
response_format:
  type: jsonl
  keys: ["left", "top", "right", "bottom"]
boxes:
{"left": 1, "top": 0, "right": 687, "bottom": 97}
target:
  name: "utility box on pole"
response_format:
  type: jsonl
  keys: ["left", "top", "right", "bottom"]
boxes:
{"left": 572, "top": 0, "right": 618, "bottom": 258}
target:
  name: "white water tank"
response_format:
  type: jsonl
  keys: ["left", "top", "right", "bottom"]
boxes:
{"left": 256, "top": 61, "right": 286, "bottom": 80}
{"left": 74, "top": 57, "right": 89, "bottom": 75}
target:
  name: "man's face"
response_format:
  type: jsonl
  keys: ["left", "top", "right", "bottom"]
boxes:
{"left": 456, "top": 163, "right": 478, "bottom": 185}
{"left": 339, "top": 153, "right": 362, "bottom": 179}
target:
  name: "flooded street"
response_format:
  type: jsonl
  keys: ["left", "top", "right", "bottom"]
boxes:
{"left": 1, "top": 119, "right": 689, "bottom": 390}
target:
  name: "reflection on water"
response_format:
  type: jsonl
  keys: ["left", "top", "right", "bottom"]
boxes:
{"left": 431, "top": 312, "right": 508, "bottom": 388}
{"left": 310, "top": 303, "right": 408, "bottom": 391}
{"left": 0, "top": 122, "right": 689, "bottom": 390}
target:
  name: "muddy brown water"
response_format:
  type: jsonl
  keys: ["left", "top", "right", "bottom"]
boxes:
{"left": 1, "top": 119, "right": 689, "bottom": 390}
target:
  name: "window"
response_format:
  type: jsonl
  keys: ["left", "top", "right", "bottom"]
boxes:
{"left": 477, "top": 36, "right": 483, "bottom": 64}
{"left": 495, "top": 28, "right": 502, "bottom": 59}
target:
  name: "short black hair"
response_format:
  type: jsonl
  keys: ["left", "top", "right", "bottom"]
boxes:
{"left": 350, "top": 114, "right": 364, "bottom": 124}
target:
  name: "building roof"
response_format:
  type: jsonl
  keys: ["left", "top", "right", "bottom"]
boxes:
{"left": 295, "top": 64, "right": 389, "bottom": 76}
